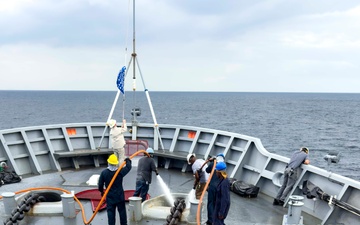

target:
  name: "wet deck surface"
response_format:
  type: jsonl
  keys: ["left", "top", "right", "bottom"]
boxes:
{"left": 0, "top": 158, "right": 321, "bottom": 225}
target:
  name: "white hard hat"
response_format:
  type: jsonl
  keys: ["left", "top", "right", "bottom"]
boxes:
{"left": 108, "top": 119, "right": 116, "bottom": 128}
{"left": 216, "top": 153, "right": 225, "bottom": 162}
{"left": 187, "top": 153, "right": 195, "bottom": 165}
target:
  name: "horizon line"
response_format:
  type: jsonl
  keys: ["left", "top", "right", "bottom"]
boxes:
{"left": 0, "top": 89, "right": 359, "bottom": 94}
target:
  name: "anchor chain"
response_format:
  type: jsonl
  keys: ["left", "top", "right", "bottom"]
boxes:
{"left": 164, "top": 198, "right": 186, "bottom": 225}
{"left": 3, "top": 193, "right": 44, "bottom": 225}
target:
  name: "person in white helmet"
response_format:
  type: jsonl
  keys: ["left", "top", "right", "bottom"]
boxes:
{"left": 187, "top": 153, "right": 209, "bottom": 199}
{"left": 107, "top": 119, "right": 127, "bottom": 163}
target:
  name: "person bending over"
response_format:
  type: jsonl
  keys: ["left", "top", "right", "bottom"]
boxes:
{"left": 274, "top": 147, "right": 310, "bottom": 206}
{"left": 187, "top": 153, "right": 209, "bottom": 199}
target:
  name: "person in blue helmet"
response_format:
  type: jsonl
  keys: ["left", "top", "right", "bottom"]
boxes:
{"left": 205, "top": 153, "right": 225, "bottom": 225}
{"left": 133, "top": 147, "right": 159, "bottom": 202}
{"left": 213, "top": 161, "right": 230, "bottom": 225}
{"left": 98, "top": 154, "right": 132, "bottom": 225}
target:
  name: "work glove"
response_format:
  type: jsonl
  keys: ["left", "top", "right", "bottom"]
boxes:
{"left": 100, "top": 191, "right": 104, "bottom": 197}
{"left": 125, "top": 158, "right": 131, "bottom": 163}
{"left": 156, "top": 172, "right": 159, "bottom": 176}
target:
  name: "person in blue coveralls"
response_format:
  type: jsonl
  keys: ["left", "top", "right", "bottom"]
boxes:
{"left": 273, "top": 147, "right": 310, "bottom": 206}
{"left": 98, "top": 154, "right": 132, "bottom": 225}
{"left": 133, "top": 148, "right": 159, "bottom": 202}
{"left": 213, "top": 161, "right": 230, "bottom": 225}
{"left": 205, "top": 153, "right": 226, "bottom": 225}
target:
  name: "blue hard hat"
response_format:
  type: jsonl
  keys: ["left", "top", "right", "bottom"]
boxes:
{"left": 216, "top": 161, "right": 227, "bottom": 171}
{"left": 216, "top": 153, "right": 225, "bottom": 158}
{"left": 146, "top": 148, "right": 154, "bottom": 154}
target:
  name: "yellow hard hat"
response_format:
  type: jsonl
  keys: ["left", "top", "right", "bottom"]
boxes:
{"left": 107, "top": 154, "right": 119, "bottom": 165}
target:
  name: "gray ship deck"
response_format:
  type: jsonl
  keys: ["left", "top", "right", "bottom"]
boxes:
{"left": 0, "top": 158, "right": 321, "bottom": 225}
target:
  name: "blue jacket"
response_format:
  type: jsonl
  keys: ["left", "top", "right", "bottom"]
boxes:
{"left": 206, "top": 161, "right": 221, "bottom": 189}
{"left": 98, "top": 159, "right": 132, "bottom": 203}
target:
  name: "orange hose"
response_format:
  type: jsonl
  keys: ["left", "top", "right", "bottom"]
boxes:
{"left": 196, "top": 159, "right": 216, "bottom": 225}
{"left": 0, "top": 150, "right": 149, "bottom": 225}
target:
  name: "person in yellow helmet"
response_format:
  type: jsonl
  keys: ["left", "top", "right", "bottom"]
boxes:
{"left": 98, "top": 154, "right": 132, "bottom": 225}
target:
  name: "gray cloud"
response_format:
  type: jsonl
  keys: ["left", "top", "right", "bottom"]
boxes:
{"left": 1, "top": 0, "right": 360, "bottom": 92}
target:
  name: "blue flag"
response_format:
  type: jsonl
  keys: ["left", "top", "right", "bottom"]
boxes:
{"left": 116, "top": 66, "right": 126, "bottom": 94}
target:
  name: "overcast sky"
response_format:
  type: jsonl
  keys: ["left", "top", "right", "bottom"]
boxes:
{"left": 1, "top": 0, "right": 360, "bottom": 92}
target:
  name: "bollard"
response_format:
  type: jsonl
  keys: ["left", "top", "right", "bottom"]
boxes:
{"left": 61, "top": 193, "right": 76, "bottom": 218}
{"left": 284, "top": 195, "right": 304, "bottom": 225}
{"left": 187, "top": 197, "right": 200, "bottom": 224}
{"left": 2, "top": 192, "right": 17, "bottom": 216}
{"left": 128, "top": 196, "right": 142, "bottom": 221}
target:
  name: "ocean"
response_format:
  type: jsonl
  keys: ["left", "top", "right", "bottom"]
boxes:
{"left": 0, "top": 90, "right": 359, "bottom": 180}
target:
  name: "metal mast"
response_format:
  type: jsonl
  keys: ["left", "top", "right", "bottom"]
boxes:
{"left": 130, "top": 0, "right": 164, "bottom": 150}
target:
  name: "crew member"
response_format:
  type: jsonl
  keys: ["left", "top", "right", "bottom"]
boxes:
{"left": 273, "top": 147, "right": 310, "bottom": 206}
{"left": 205, "top": 153, "right": 225, "bottom": 225}
{"left": 107, "top": 119, "right": 127, "bottom": 162}
{"left": 213, "top": 161, "right": 230, "bottom": 225}
{"left": 133, "top": 148, "right": 159, "bottom": 202}
{"left": 187, "top": 153, "right": 209, "bottom": 199}
{"left": 98, "top": 154, "right": 132, "bottom": 225}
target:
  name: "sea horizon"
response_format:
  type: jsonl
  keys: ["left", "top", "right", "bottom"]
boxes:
{"left": 1, "top": 89, "right": 360, "bottom": 94}
{"left": 0, "top": 90, "right": 359, "bottom": 180}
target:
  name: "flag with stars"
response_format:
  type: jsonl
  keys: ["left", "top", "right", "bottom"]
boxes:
{"left": 116, "top": 66, "right": 126, "bottom": 94}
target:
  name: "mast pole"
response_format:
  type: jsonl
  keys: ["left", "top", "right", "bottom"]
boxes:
{"left": 130, "top": 0, "right": 164, "bottom": 150}
{"left": 132, "top": 0, "right": 136, "bottom": 90}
